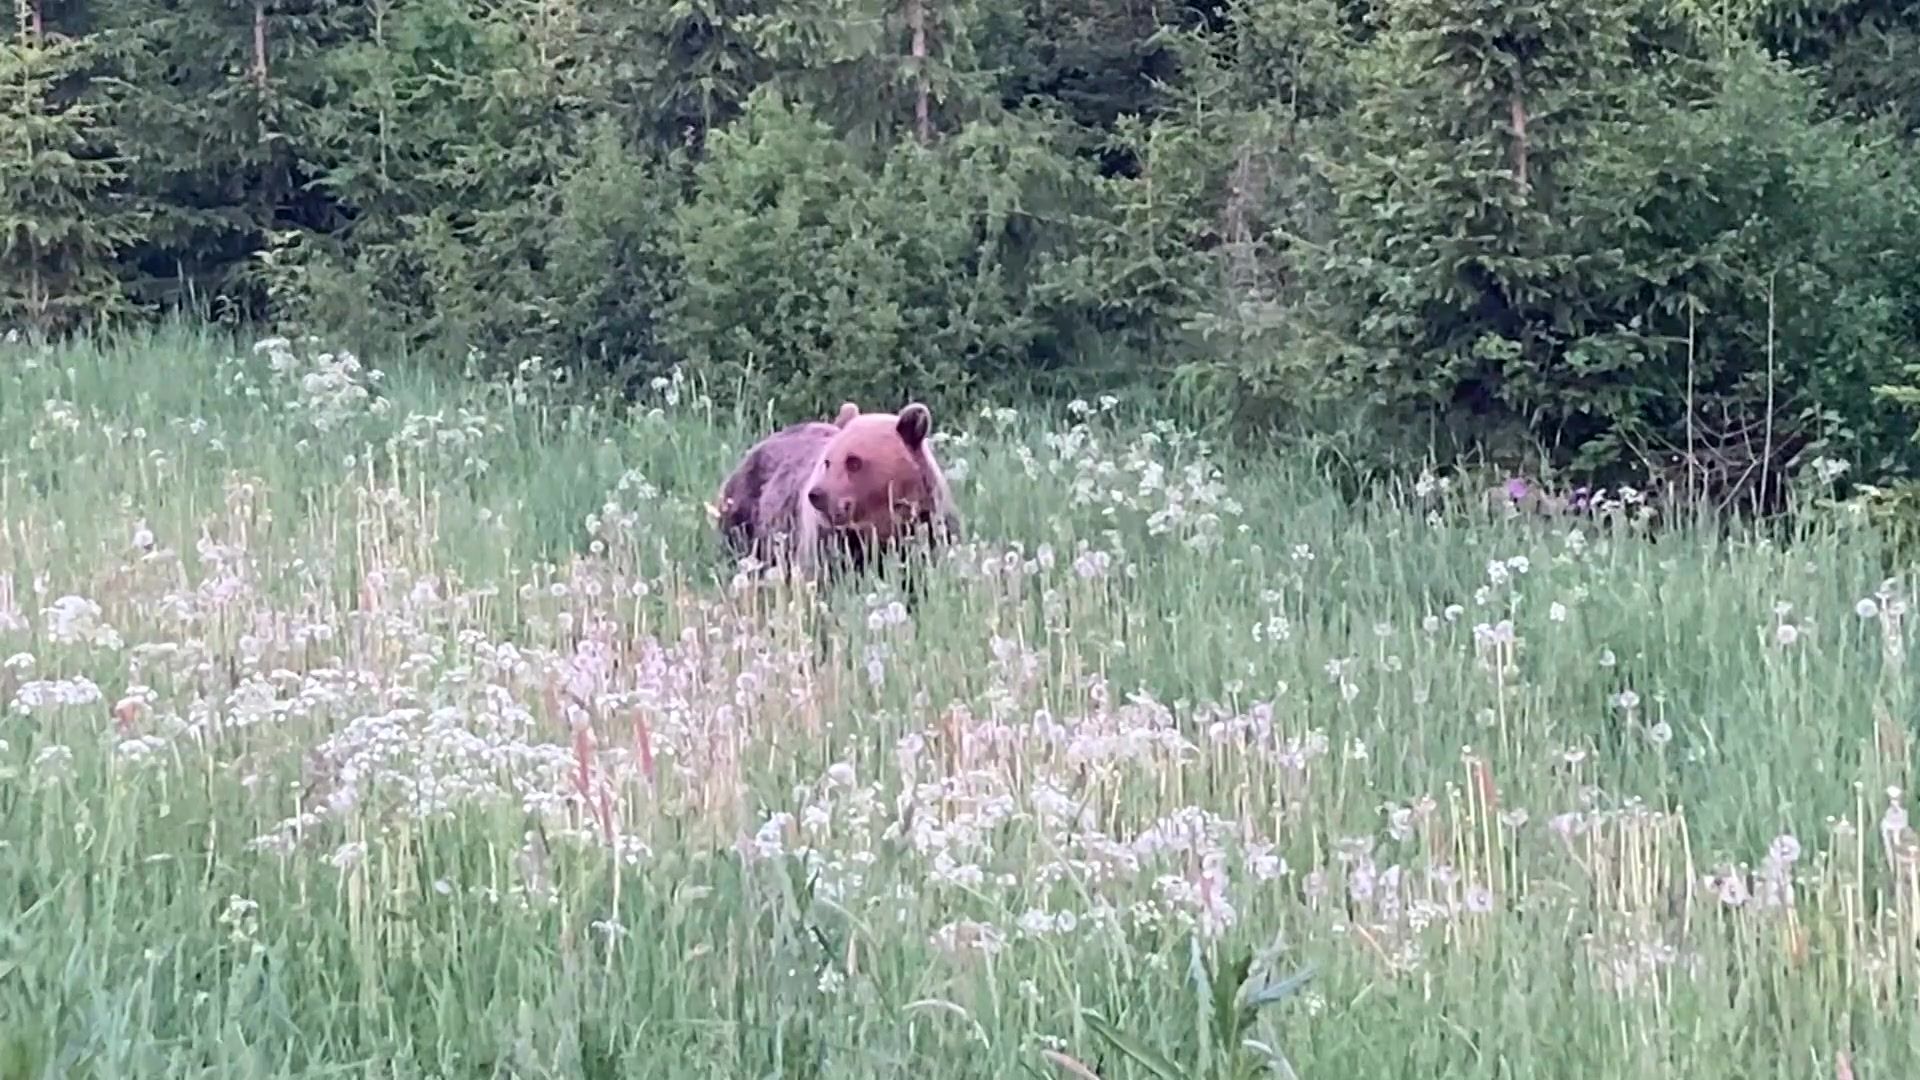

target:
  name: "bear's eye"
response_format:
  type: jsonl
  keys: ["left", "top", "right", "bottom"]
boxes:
{"left": 843, "top": 454, "right": 864, "bottom": 474}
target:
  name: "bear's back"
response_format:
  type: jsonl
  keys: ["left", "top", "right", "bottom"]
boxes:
{"left": 717, "top": 420, "right": 839, "bottom": 557}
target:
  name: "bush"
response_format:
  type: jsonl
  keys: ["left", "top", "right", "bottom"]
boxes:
{"left": 660, "top": 91, "right": 1075, "bottom": 414}
{"left": 1218, "top": 0, "right": 1920, "bottom": 503}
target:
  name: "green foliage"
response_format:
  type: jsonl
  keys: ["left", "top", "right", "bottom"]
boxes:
{"left": 1216, "top": 0, "right": 1920, "bottom": 498}
{"left": 661, "top": 91, "right": 1083, "bottom": 412}
{"left": 1078, "top": 940, "right": 1314, "bottom": 1080}
{"left": 1623, "top": 50, "right": 1920, "bottom": 489}
{"left": 286, "top": 0, "right": 601, "bottom": 350}
{"left": 1816, "top": 479, "right": 1920, "bottom": 569}
{"left": 982, "top": 0, "right": 1183, "bottom": 164}
{"left": 0, "top": 23, "right": 143, "bottom": 334}
{"left": 1155, "top": 0, "right": 1359, "bottom": 426}
{"left": 101, "top": 0, "right": 341, "bottom": 319}
{"left": 10, "top": 0, "right": 1920, "bottom": 504}
{"left": 512, "top": 122, "right": 686, "bottom": 379}
{"left": 1754, "top": 1, "right": 1920, "bottom": 134}
{"left": 1237, "top": 0, "right": 1664, "bottom": 463}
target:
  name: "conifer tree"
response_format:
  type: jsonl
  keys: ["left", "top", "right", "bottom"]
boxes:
{"left": 1292, "top": 0, "right": 1669, "bottom": 463}
{"left": 0, "top": 9, "right": 143, "bottom": 333}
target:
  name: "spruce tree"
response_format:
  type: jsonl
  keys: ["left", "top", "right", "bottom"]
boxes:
{"left": 0, "top": 12, "right": 143, "bottom": 334}
{"left": 1297, "top": 0, "right": 1660, "bottom": 462}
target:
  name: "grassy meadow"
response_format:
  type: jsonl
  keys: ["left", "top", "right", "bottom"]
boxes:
{"left": 1, "top": 326, "right": 1917, "bottom": 1078}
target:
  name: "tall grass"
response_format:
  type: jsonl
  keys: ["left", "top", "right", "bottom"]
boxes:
{"left": 0, "top": 325, "right": 1913, "bottom": 1078}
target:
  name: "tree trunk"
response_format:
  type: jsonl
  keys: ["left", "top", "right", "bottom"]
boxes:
{"left": 1509, "top": 93, "right": 1529, "bottom": 190}
{"left": 252, "top": 1, "right": 270, "bottom": 87}
{"left": 908, "top": 0, "right": 931, "bottom": 143}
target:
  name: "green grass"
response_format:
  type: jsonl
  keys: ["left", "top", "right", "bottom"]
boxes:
{"left": 0, "top": 323, "right": 1915, "bottom": 1078}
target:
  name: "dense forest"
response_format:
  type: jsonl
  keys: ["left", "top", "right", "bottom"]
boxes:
{"left": 7, "top": 0, "right": 1920, "bottom": 501}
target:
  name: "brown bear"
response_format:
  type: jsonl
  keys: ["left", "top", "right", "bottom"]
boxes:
{"left": 714, "top": 401, "right": 961, "bottom": 579}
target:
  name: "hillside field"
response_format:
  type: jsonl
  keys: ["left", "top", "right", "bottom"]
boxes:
{"left": 1, "top": 326, "right": 1917, "bottom": 1078}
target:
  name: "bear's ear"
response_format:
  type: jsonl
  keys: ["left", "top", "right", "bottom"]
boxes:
{"left": 834, "top": 403, "right": 860, "bottom": 428}
{"left": 896, "top": 403, "right": 932, "bottom": 447}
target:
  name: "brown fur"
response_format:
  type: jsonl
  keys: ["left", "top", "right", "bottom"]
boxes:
{"left": 715, "top": 401, "right": 960, "bottom": 578}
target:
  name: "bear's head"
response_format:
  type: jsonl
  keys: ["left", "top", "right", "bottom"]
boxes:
{"left": 804, "top": 402, "right": 944, "bottom": 541}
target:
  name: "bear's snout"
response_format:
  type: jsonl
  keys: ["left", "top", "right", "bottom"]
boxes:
{"left": 808, "top": 486, "right": 856, "bottom": 525}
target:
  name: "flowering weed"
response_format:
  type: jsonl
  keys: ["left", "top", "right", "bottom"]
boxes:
{"left": 0, "top": 328, "right": 1915, "bottom": 1077}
